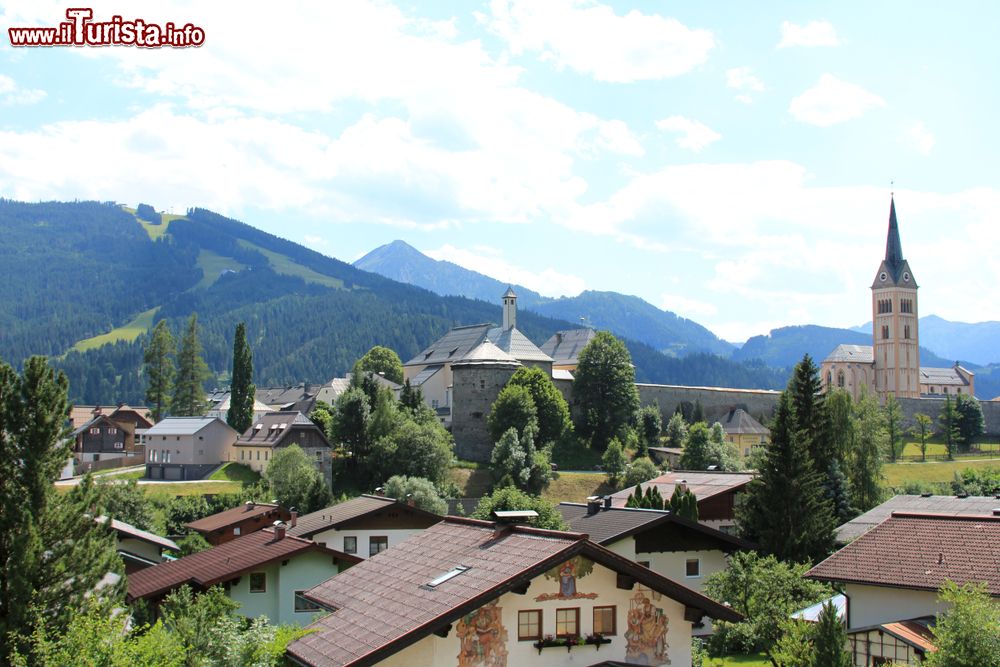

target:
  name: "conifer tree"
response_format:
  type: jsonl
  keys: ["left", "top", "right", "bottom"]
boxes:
{"left": 665, "top": 412, "right": 688, "bottom": 449}
{"left": 399, "top": 379, "right": 423, "bottom": 413}
{"left": 171, "top": 314, "right": 211, "bottom": 416}
{"left": 788, "top": 354, "right": 833, "bottom": 468}
{"left": 226, "top": 322, "right": 255, "bottom": 434}
{"left": 939, "top": 394, "right": 960, "bottom": 460}
{"left": 669, "top": 486, "right": 699, "bottom": 521}
{"left": 0, "top": 357, "right": 122, "bottom": 662}
{"left": 625, "top": 484, "right": 643, "bottom": 508}
{"left": 143, "top": 319, "right": 176, "bottom": 421}
{"left": 812, "top": 601, "right": 851, "bottom": 667}
{"left": 739, "top": 391, "right": 836, "bottom": 563}
{"left": 883, "top": 395, "right": 904, "bottom": 462}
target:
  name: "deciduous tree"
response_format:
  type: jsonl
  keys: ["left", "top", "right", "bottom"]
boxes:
{"left": 939, "top": 395, "right": 961, "bottom": 460}
{"left": 849, "top": 389, "right": 886, "bottom": 512}
{"left": 925, "top": 581, "right": 1000, "bottom": 667}
{"left": 263, "top": 444, "right": 331, "bottom": 514}
{"left": 355, "top": 345, "right": 404, "bottom": 385}
{"left": 602, "top": 437, "right": 627, "bottom": 486}
{"left": 383, "top": 475, "right": 448, "bottom": 515}
{"left": 665, "top": 412, "right": 687, "bottom": 449}
{"left": 636, "top": 405, "right": 663, "bottom": 456}
{"left": 507, "top": 366, "right": 571, "bottom": 446}
{"left": 573, "top": 331, "right": 639, "bottom": 450}
{"left": 911, "top": 413, "right": 933, "bottom": 462}
{"left": 954, "top": 394, "right": 985, "bottom": 452}
{"left": 883, "top": 395, "right": 904, "bottom": 462}
{"left": 472, "top": 487, "right": 566, "bottom": 530}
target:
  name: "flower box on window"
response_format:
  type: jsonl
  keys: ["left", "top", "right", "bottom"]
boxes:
{"left": 533, "top": 634, "right": 611, "bottom": 654}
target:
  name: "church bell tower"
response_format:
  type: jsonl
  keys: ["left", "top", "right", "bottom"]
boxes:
{"left": 871, "top": 197, "right": 920, "bottom": 398}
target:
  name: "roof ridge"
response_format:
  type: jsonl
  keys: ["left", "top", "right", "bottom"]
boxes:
{"left": 889, "top": 511, "right": 1000, "bottom": 521}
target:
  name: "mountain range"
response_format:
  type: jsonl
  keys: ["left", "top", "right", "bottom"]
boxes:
{"left": 0, "top": 200, "right": 785, "bottom": 406}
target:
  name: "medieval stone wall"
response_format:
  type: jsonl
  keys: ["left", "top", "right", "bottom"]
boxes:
{"left": 451, "top": 364, "right": 519, "bottom": 462}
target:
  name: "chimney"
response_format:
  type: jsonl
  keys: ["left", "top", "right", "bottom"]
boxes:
{"left": 273, "top": 520, "right": 287, "bottom": 540}
{"left": 586, "top": 496, "right": 601, "bottom": 515}
{"left": 289, "top": 507, "right": 298, "bottom": 527}
{"left": 992, "top": 508, "right": 1000, "bottom": 516}
{"left": 406, "top": 494, "right": 415, "bottom": 507}
{"left": 374, "top": 486, "right": 385, "bottom": 497}
{"left": 92, "top": 406, "right": 103, "bottom": 416}
{"left": 245, "top": 500, "right": 255, "bottom": 511}
{"left": 604, "top": 496, "right": 612, "bottom": 511}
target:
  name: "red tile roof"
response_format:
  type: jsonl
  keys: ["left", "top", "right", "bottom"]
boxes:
{"left": 126, "top": 529, "right": 359, "bottom": 601}
{"left": 808, "top": 512, "right": 1000, "bottom": 595}
{"left": 287, "top": 495, "right": 441, "bottom": 539}
{"left": 609, "top": 470, "right": 754, "bottom": 507}
{"left": 286, "top": 517, "right": 740, "bottom": 667}
{"left": 97, "top": 516, "right": 179, "bottom": 552}
{"left": 185, "top": 502, "right": 284, "bottom": 534}
{"left": 882, "top": 620, "right": 937, "bottom": 653}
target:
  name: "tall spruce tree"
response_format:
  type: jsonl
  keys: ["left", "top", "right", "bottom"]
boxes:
{"left": 0, "top": 357, "right": 122, "bottom": 662}
{"left": 739, "top": 391, "right": 836, "bottom": 563}
{"left": 171, "top": 314, "right": 211, "bottom": 416}
{"left": 669, "top": 485, "right": 699, "bottom": 521}
{"left": 812, "top": 600, "right": 851, "bottom": 667}
{"left": 787, "top": 354, "right": 832, "bottom": 467}
{"left": 143, "top": 319, "right": 176, "bottom": 421}
{"left": 226, "top": 322, "right": 255, "bottom": 434}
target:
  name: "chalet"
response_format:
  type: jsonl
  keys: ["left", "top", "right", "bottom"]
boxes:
{"left": 288, "top": 494, "right": 442, "bottom": 558}
{"left": 143, "top": 417, "right": 238, "bottom": 480}
{"left": 186, "top": 501, "right": 291, "bottom": 545}
{"left": 609, "top": 471, "right": 755, "bottom": 534}
{"left": 807, "top": 511, "right": 1000, "bottom": 666}
{"left": 96, "top": 515, "right": 178, "bottom": 573}
{"left": 70, "top": 404, "right": 153, "bottom": 466}
{"left": 231, "top": 411, "right": 331, "bottom": 474}
{"left": 558, "top": 499, "right": 753, "bottom": 635}
{"left": 127, "top": 525, "right": 360, "bottom": 625}
{"left": 285, "top": 515, "right": 740, "bottom": 667}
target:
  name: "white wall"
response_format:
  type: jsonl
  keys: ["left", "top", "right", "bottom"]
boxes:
{"left": 846, "top": 583, "right": 947, "bottom": 629}
{"left": 311, "top": 527, "right": 424, "bottom": 559}
{"left": 227, "top": 550, "right": 342, "bottom": 625}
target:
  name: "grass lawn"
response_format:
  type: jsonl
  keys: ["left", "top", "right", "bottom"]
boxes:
{"left": 883, "top": 459, "right": 1000, "bottom": 488}
{"left": 448, "top": 467, "right": 492, "bottom": 498}
{"left": 550, "top": 437, "right": 604, "bottom": 470}
{"left": 140, "top": 481, "right": 243, "bottom": 496}
{"left": 71, "top": 307, "right": 159, "bottom": 352}
{"left": 706, "top": 654, "right": 770, "bottom": 666}
{"left": 194, "top": 249, "right": 248, "bottom": 289}
{"left": 208, "top": 462, "right": 260, "bottom": 484}
{"left": 542, "top": 472, "right": 613, "bottom": 504}
{"left": 93, "top": 468, "right": 145, "bottom": 481}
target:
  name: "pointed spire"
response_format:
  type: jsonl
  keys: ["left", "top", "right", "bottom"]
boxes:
{"left": 884, "top": 196, "right": 904, "bottom": 278}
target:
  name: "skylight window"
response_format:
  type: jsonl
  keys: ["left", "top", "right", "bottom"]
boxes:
{"left": 427, "top": 565, "right": 469, "bottom": 588}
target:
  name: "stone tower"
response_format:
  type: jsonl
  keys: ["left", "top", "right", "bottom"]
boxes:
{"left": 502, "top": 286, "right": 517, "bottom": 330}
{"left": 871, "top": 197, "right": 920, "bottom": 398}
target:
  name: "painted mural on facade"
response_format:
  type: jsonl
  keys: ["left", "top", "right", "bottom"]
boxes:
{"left": 534, "top": 556, "right": 599, "bottom": 602}
{"left": 625, "top": 589, "right": 670, "bottom": 665}
{"left": 456, "top": 600, "right": 508, "bottom": 667}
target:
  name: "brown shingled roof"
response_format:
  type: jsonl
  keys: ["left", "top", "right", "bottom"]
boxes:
{"left": 127, "top": 528, "right": 360, "bottom": 601}
{"left": 808, "top": 512, "right": 1000, "bottom": 595}
{"left": 286, "top": 517, "right": 740, "bottom": 667}
{"left": 609, "top": 470, "right": 754, "bottom": 508}
{"left": 287, "top": 494, "right": 442, "bottom": 539}
{"left": 185, "top": 502, "right": 285, "bottom": 534}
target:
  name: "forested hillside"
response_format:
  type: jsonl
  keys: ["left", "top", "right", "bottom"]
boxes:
{"left": 0, "top": 200, "right": 785, "bottom": 405}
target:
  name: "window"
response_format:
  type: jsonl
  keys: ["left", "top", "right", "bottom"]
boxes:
{"left": 837, "top": 371, "right": 845, "bottom": 388}
{"left": 240, "top": 450, "right": 245, "bottom": 461}
{"left": 369, "top": 536, "right": 388, "bottom": 556}
{"left": 593, "top": 606, "right": 616, "bottom": 635}
{"left": 89, "top": 427, "right": 100, "bottom": 435}
{"left": 343, "top": 536, "right": 357, "bottom": 554}
{"left": 294, "top": 590, "right": 322, "bottom": 612}
{"left": 264, "top": 450, "right": 268, "bottom": 461}
{"left": 114, "top": 442, "right": 124, "bottom": 449}
{"left": 904, "top": 325, "right": 911, "bottom": 340}
{"left": 249, "top": 572, "right": 266, "bottom": 593}
{"left": 881, "top": 325, "right": 890, "bottom": 340}
{"left": 518, "top": 610, "right": 542, "bottom": 641}
{"left": 555, "top": 608, "right": 579, "bottom": 637}
{"left": 826, "top": 371, "right": 832, "bottom": 388}
{"left": 233, "top": 527, "right": 241, "bottom": 536}
{"left": 256, "top": 450, "right": 260, "bottom": 461}
{"left": 686, "top": 558, "right": 701, "bottom": 578}
{"left": 108, "top": 427, "right": 118, "bottom": 435}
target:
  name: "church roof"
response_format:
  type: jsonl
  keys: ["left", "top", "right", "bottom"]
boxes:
{"left": 485, "top": 325, "right": 552, "bottom": 362}
{"left": 919, "top": 366, "right": 972, "bottom": 387}
{"left": 502, "top": 286, "right": 517, "bottom": 298}
{"left": 405, "top": 322, "right": 552, "bottom": 366}
{"left": 823, "top": 344, "right": 875, "bottom": 364}
{"left": 885, "top": 197, "right": 904, "bottom": 279}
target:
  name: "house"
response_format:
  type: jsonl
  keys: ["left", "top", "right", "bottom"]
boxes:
{"left": 70, "top": 404, "right": 154, "bottom": 466}
{"left": 402, "top": 287, "right": 553, "bottom": 420}
{"left": 717, "top": 408, "right": 769, "bottom": 459}
{"left": 287, "top": 494, "right": 442, "bottom": 558}
{"left": 835, "top": 493, "right": 1000, "bottom": 544}
{"left": 143, "top": 417, "right": 239, "bottom": 480}
{"left": 647, "top": 446, "right": 684, "bottom": 469}
{"left": 186, "top": 501, "right": 291, "bottom": 545}
{"left": 807, "top": 511, "right": 1000, "bottom": 666}
{"left": 206, "top": 384, "right": 322, "bottom": 416}
{"left": 285, "top": 515, "right": 741, "bottom": 667}
{"left": 608, "top": 471, "right": 755, "bottom": 534}
{"left": 127, "top": 524, "right": 360, "bottom": 625}
{"left": 314, "top": 373, "right": 402, "bottom": 406}
{"left": 540, "top": 328, "right": 597, "bottom": 372}
{"left": 231, "top": 411, "right": 331, "bottom": 474}
{"left": 557, "top": 499, "right": 753, "bottom": 635}
{"left": 205, "top": 395, "right": 273, "bottom": 423}
{"left": 96, "top": 515, "right": 178, "bottom": 573}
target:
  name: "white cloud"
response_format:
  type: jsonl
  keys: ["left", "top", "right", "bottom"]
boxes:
{"left": 778, "top": 20, "right": 840, "bottom": 48}
{"left": 425, "top": 244, "right": 585, "bottom": 297}
{"left": 660, "top": 293, "right": 718, "bottom": 319}
{"left": 0, "top": 74, "right": 46, "bottom": 105}
{"left": 735, "top": 94, "right": 753, "bottom": 105}
{"left": 483, "top": 0, "right": 714, "bottom": 82}
{"left": 905, "top": 121, "right": 935, "bottom": 154}
{"left": 726, "top": 67, "right": 764, "bottom": 92}
{"left": 655, "top": 116, "right": 721, "bottom": 152}
{"left": 789, "top": 74, "right": 885, "bottom": 127}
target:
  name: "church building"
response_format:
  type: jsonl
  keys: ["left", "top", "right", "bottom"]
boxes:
{"left": 821, "top": 199, "right": 975, "bottom": 401}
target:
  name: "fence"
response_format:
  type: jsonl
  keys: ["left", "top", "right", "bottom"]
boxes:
{"left": 897, "top": 443, "right": 1000, "bottom": 463}
{"left": 75, "top": 452, "right": 146, "bottom": 475}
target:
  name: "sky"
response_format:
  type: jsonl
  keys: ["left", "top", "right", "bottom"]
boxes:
{"left": 2, "top": 1, "right": 998, "bottom": 343}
